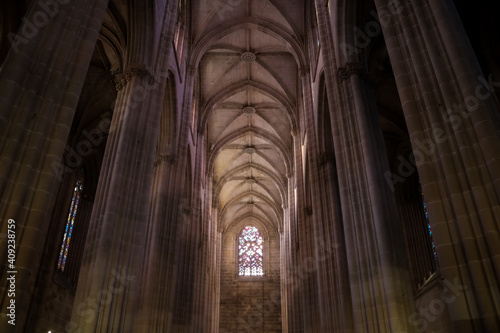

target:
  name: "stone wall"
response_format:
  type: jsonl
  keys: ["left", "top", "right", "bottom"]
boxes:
{"left": 219, "top": 224, "right": 281, "bottom": 333}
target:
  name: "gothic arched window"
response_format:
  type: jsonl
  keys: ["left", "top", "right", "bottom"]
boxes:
{"left": 238, "top": 226, "right": 264, "bottom": 276}
{"left": 57, "top": 179, "right": 83, "bottom": 272}
{"left": 420, "top": 184, "right": 438, "bottom": 262}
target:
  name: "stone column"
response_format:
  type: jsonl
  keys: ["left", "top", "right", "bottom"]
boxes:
{"left": 167, "top": 66, "right": 199, "bottom": 333}
{"left": 69, "top": 1, "right": 180, "bottom": 330}
{"left": 282, "top": 169, "right": 295, "bottom": 332}
{"left": 193, "top": 134, "right": 217, "bottom": 332}
{"left": 69, "top": 5, "right": 179, "bottom": 332}
{"left": 288, "top": 134, "right": 306, "bottom": 333}
{"left": 300, "top": 67, "right": 354, "bottom": 333}
{"left": 315, "top": 1, "right": 416, "bottom": 331}
{"left": 67, "top": 65, "right": 161, "bottom": 332}
{"left": 280, "top": 184, "right": 290, "bottom": 333}
{"left": 130, "top": 23, "right": 182, "bottom": 333}
{"left": 374, "top": 0, "right": 500, "bottom": 331}
{"left": 133, "top": 149, "right": 179, "bottom": 332}
{"left": 293, "top": 128, "right": 320, "bottom": 333}
{"left": 0, "top": 1, "right": 109, "bottom": 331}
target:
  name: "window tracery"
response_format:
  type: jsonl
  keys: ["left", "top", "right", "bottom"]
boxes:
{"left": 238, "top": 226, "right": 264, "bottom": 276}
{"left": 421, "top": 189, "right": 438, "bottom": 262}
{"left": 57, "top": 179, "right": 83, "bottom": 271}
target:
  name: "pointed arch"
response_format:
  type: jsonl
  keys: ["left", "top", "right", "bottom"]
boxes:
{"left": 157, "top": 71, "right": 178, "bottom": 156}
{"left": 238, "top": 226, "right": 264, "bottom": 276}
{"left": 220, "top": 190, "right": 282, "bottom": 226}
{"left": 191, "top": 16, "right": 307, "bottom": 70}
{"left": 214, "top": 163, "right": 286, "bottom": 205}
{"left": 317, "top": 72, "right": 335, "bottom": 160}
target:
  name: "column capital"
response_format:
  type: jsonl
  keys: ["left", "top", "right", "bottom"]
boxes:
{"left": 181, "top": 205, "right": 192, "bottom": 215}
{"left": 154, "top": 154, "right": 176, "bottom": 167}
{"left": 337, "top": 62, "right": 376, "bottom": 87}
{"left": 115, "top": 64, "right": 154, "bottom": 91}
{"left": 299, "top": 67, "right": 310, "bottom": 78}
{"left": 187, "top": 65, "right": 197, "bottom": 76}
{"left": 114, "top": 73, "right": 127, "bottom": 91}
{"left": 125, "top": 64, "right": 154, "bottom": 83}
{"left": 337, "top": 62, "right": 364, "bottom": 82}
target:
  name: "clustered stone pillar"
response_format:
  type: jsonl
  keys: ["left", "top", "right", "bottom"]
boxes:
{"left": 69, "top": 1, "right": 180, "bottom": 330}
{"left": 299, "top": 67, "right": 354, "bottom": 333}
{"left": 374, "top": 0, "right": 500, "bottom": 331}
{"left": 315, "top": 1, "right": 417, "bottom": 331}
{"left": 168, "top": 66, "right": 201, "bottom": 333}
{"left": 292, "top": 127, "right": 319, "bottom": 332}
{"left": 68, "top": 66, "right": 161, "bottom": 332}
{"left": 191, "top": 133, "right": 218, "bottom": 333}
{"left": 0, "top": 1, "right": 109, "bottom": 331}
{"left": 128, "top": 6, "right": 181, "bottom": 332}
{"left": 282, "top": 162, "right": 296, "bottom": 332}
{"left": 289, "top": 128, "right": 310, "bottom": 332}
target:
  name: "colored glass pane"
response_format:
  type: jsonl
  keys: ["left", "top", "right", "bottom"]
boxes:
{"left": 58, "top": 180, "right": 83, "bottom": 271}
{"left": 422, "top": 192, "right": 438, "bottom": 261}
{"left": 238, "top": 226, "right": 263, "bottom": 276}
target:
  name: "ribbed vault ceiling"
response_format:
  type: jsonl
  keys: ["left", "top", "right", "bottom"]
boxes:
{"left": 193, "top": 0, "right": 304, "bottom": 234}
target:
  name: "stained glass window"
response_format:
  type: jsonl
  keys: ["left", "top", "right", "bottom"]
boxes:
{"left": 58, "top": 179, "right": 83, "bottom": 271}
{"left": 421, "top": 188, "right": 438, "bottom": 261}
{"left": 238, "top": 226, "right": 263, "bottom": 276}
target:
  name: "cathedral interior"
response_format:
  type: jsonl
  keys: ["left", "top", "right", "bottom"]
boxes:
{"left": 1, "top": 0, "right": 500, "bottom": 332}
